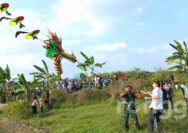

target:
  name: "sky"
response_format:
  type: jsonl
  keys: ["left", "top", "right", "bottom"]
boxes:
{"left": 0, "top": 0, "right": 188, "bottom": 80}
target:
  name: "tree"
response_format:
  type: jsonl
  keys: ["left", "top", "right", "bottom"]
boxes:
{"left": 166, "top": 40, "right": 188, "bottom": 73}
{"left": 17, "top": 74, "right": 30, "bottom": 101}
{"left": 77, "top": 52, "right": 106, "bottom": 76}
{"left": 30, "top": 60, "right": 51, "bottom": 89}
{"left": 0, "top": 65, "right": 14, "bottom": 103}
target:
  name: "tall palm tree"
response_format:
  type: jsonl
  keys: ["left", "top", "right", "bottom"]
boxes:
{"left": 30, "top": 60, "right": 51, "bottom": 89}
{"left": 166, "top": 40, "right": 188, "bottom": 73}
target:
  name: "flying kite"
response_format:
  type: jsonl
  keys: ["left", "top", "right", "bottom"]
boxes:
{"left": 0, "top": 16, "right": 25, "bottom": 28}
{"left": 0, "top": 2, "right": 78, "bottom": 76}
{"left": 15, "top": 29, "right": 40, "bottom": 40}
{"left": 0, "top": 3, "right": 11, "bottom": 15}
{"left": 43, "top": 30, "right": 77, "bottom": 75}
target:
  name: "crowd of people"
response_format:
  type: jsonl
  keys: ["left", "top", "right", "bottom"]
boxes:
{"left": 120, "top": 79, "right": 188, "bottom": 133}
{"left": 55, "top": 75, "right": 120, "bottom": 92}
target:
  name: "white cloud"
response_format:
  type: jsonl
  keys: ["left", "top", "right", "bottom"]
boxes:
{"left": 0, "top": 53, "right": 41, "bottom": 70}
{"left": 168, "top": 4, "right": 175, "bottom": 8}
{"left": 47, "top": 0, "right": 107, "bottom": 37}
{"left": 101, "top": 45, "right": 172, "bottom": 71}
{"left": 51, "top": 0, "right": 91, "bottom": 25}
{"left": 136, "top": 21, "right": 145, "bottom": 26}
{"left": 63, "top": 39, "right": 81, "bottom": 46}
{"left": 131, "top": 45, "right": 171, "bottom": 55}
{"left": 84, "top": 42, "right": 127, "bottom": 54}
{"left": 137, "top": 7, "right": 143, "bottom": 13}
{"left": 0, "top": 35, "right": 23, "bottom": 54}
{"left": 89, "top": 19, "right": 105, "bottom": 37}
{"left": 81, "top": 42, "right": 172, "bottom": 72}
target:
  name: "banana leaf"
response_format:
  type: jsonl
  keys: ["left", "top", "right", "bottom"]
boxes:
{"left": 77, "top": 64, "right": 87, "bottom": 72}
{"left": 80, "top": 51, "right": 89, "bottom": 60}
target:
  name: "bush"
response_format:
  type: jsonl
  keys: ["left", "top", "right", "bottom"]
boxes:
{"left": 50, "top": 89, "right": 67, "bottom": 103}
{"left": 179, "top": 73, "right": 188, "bottom": 85}
{"left": 64, "top": 89, "right": 111, "bottom": 106}
{"left": 82, "top": 89, "right": 110, "bottom": 102}
{"left": 5, "top": 100, "right": 31, "bottom": 119}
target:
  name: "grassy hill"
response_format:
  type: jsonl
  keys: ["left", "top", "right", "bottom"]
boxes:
{"left": 8, "top": 89, "right": 187, "bottom": 133}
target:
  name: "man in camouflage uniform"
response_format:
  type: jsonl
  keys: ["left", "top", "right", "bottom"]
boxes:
{"left": 120, "top": 85, "right": 140, "bottom": 131}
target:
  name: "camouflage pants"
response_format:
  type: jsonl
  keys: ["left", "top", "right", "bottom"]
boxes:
{"left": 124, "top": 109, "right": 139, "bottom": 129}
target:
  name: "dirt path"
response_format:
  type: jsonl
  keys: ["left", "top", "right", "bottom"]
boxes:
{"left": 0, "top": 104, "right": 49, "bottom": 133}
{"left": 0, "top": 104, "right": 7, "bottom": 111}
{"left": 0, "top": 117, "right": 49, "bottom": 133}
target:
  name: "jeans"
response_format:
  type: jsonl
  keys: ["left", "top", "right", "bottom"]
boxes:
{"left": 32, "top": 105, "right": 37, "bottom": 114}
{"left": 168, "top": 97, "right": 174, "bottom": 109}
{"left": 148, "top": 108, "right": 163, "bottom": 133}
{"left": 40, "top": 106, "right": 44, "bottom": 113}
{"left": 44, "top": 100, "right": 50, "bottom": 110}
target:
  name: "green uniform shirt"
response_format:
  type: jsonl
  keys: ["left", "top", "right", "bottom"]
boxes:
{"left": 123, "top": 93, "right": 136, "bottom": 111}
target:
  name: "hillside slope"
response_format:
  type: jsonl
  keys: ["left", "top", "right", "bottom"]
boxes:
{"left": 21, "top": 90, "right": 188, "bottom": 133}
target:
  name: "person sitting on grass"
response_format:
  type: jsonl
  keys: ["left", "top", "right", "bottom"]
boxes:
{"left": 120, "top": 85, "right": 141, "bottom": 131}
{"left": 175, "top": 81, "right": 188, "bottom": 106}
{"left": 31, "top": 96, "right": 38, "bottom": 114}
{"left": 146, "top": 80, "right": 163, "bottom": 133}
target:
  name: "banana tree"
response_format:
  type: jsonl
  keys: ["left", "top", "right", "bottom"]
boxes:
{"left": 0, "top": 66, "right": 6, "bottom": 103}
{"left": 17, "top": 73, "right": 30, "bottom": 101}
{"left": 0, "top": 65, "right": 14, "bottom": 103}
{"left": 77, "top": 52, "right": 106, "bottom": 76}
{"left": 166, "top": 40, "right": 188, "bottom": 73}
{"left": 30, "top": 60, "right": 51, "bottom": 89}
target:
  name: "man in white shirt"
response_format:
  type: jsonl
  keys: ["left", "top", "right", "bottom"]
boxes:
{"left": 175, "top": 84, "right": 188, "bottom": 105}
{"left": 148, "top": 80, "right": 163, "bottom": 133}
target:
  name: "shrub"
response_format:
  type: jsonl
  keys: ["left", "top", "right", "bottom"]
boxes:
{"left": 82, "top": 89, "right": 110, "bottom": 102}
{"left": 65, "top": 89, "right": 111, "bottom": 105}
{"left": 5, "top": 100, "right": 31, "bottom": 119}
{"left": 50, "top": 89, "right": 67, "bottom": 103}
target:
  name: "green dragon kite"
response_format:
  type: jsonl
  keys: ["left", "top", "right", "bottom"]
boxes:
{"left": 43, "top": 30, "right": 77, "bottom": 75}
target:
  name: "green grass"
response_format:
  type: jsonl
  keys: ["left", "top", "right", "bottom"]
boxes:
{"left": 3, "top": 89, "right": 188, "bottom": 133}
{"left": 24, "top": 101, "right": 126, "bottom": 133}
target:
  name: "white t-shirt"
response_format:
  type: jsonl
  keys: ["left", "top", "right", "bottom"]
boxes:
{"left": 149, "top": 87, "right": 163, "bottom": 110}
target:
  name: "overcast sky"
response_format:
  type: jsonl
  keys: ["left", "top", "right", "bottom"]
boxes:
{"left": 0, "top": 0, "right": 188, "bottom": 80}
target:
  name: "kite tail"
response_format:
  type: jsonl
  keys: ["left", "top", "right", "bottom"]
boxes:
{"left": 61, "top": 51, "right": 77, "bottom": 63}
{"left": 53, "top": 55, "right": 63, "bottom": 75}
{"left": 6, "top": 11, "right": 11, "bottom": 16}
